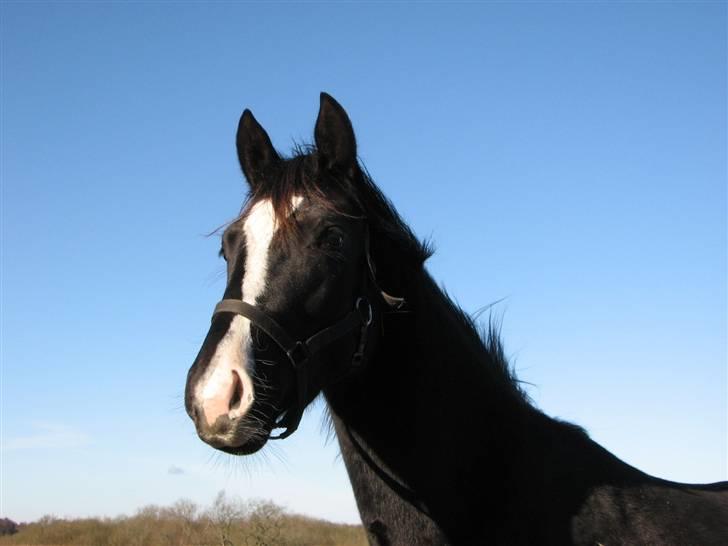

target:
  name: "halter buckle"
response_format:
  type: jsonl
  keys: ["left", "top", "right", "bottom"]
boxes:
{"left": 352, "top": 298, "right": 373, "bottom": 367}
{"left": 286, "top": 341, "right": 309, "bottom": 367}
{"left": 355, "top": 297, "right": 373, "bottom": 326}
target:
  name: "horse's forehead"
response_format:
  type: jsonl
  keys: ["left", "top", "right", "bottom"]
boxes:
{"left": 241, "top": 195, "right": 305, "bottom": 241}
{"left": 243, "top": 199, "right": 277, "bottom": 244}
{"left": 239, "top": 196, "right": 304, "bottom": 303}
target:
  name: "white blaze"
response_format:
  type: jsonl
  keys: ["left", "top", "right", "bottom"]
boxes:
{"left": 196, "top": 197, "right": 302, "bottom": 426}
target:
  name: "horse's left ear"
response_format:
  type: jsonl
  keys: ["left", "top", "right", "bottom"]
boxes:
{"left": 314, "top": 92, "right": 357, "bottom": 176}
{"left": 236, "top": 109, "right": 280, "bottom": 190}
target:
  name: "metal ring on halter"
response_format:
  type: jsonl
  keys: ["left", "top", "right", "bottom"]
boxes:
{"left": 286, "top": 341, "right": 309, "bottom": 367}
{"left": 355, "top": 297, "right": 373, "bottom": 326}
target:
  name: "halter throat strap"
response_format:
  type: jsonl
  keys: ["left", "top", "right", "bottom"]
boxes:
{"left": 364, "top": 228, "right": 406, "bottom": 309}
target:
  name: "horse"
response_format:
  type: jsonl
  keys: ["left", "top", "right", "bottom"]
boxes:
{"left": 184, "top": 93, "right": 728, "bottom": 545}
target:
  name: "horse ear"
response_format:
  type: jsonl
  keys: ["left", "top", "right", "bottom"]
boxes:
{"left": 236, "top": 109, "right": 280, "bottom": 190}
{"left": 314, "top": 92, "right": 357, "bottom": 176}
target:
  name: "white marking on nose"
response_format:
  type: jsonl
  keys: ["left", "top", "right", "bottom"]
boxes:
{"left": 198, "top": 315, "right": 254, "bottom": 425}
{"left": 196, "top": 196, "right": 303, "bottom": 427}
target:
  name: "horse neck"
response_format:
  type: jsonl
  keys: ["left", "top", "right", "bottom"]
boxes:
{"left": 328, "top": 268, "right": 531, "bottom": 451}
{"left": 325, "top": 268, "right": 654, "bottom": 542}
{"left": 324, "top": 270, "right": 536, "bottom": 534}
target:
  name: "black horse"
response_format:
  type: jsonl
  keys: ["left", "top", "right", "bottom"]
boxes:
{"left": 185, "top": 93, "right": 728, "bottom": 545}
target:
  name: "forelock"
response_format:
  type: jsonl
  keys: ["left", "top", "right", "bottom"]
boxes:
{"left": 239, "top": 150, "right": 364, "bottom": 237}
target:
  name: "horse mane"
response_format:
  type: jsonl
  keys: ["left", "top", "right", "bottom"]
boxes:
{"left": 438, "top": 286, "right": 532, "bottom": 405}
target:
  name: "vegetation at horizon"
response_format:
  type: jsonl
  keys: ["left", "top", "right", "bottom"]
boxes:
{"left": 0, "top": 491, "right": 366, "bottom": 546}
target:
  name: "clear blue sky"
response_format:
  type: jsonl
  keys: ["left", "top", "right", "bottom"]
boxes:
{"left": 1, "top": 1, "right": 725, "bottom": 525}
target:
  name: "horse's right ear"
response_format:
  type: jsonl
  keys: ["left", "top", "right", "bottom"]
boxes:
{"left": 236, "top": 109, "right": 280, "bottom": 190}
{"left": 314, "top": 92, "right": 357, "bottom": 177}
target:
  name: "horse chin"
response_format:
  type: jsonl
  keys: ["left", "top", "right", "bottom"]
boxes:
{"left": 217, "top": 435, "right": 268, "bottom": 456}
{"left": 215, "top": 421, "right": 274, "bottom": 455}
{"left": 197, "top": 414, "right": 274, "bottom": 456}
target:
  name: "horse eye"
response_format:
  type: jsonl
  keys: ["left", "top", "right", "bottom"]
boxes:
{"left": 321, "top": 228, "right": 345, "bottom": 250}
{"left": 219, "top": 247, "right": 227, "bottom": 261}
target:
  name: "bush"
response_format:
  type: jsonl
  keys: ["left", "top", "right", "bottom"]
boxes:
{"left": 0, "top": 519, "right": 17, "bottom": 537}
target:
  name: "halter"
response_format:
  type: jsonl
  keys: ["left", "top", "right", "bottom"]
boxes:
{"left": 210, "top": 228, "right": 402, "bottom": 440}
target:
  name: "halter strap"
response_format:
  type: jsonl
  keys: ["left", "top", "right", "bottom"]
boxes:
{"left": 212, "top": 296, "right": 373, "bottom": 439}
{"left": 364, "top": 228, "right": 406, "bottom": 310}
{"left": 212, "top": 299, "right": 371, "bottom": 365}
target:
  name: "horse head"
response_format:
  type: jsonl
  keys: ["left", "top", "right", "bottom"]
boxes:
{"left": 184, "top": 93, "right": 425, "bottom": 454}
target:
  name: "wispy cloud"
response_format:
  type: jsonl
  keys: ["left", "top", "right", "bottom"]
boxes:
{"left": 3, "top": 422, "right": 90, "bottom": 451}
{"left": 168, "top": 465, "right": 185, "bottom": 475}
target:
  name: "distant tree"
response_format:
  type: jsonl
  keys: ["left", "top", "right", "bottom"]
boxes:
{"left": 130, "top": 505, "right": 163, "bottom": 546}
{"left": 35, "top": 514, "right": 58, "bottom": 542}
{"left": 170, "top": 499, "right": 198, "bottom": 523}
{"left": 161, "top": 498, "right": 199, "bottom": 546}
{"left": 207, "top": 490, "right": 247, "bottom": 546}
{"left": 0, "top": 518, "right": 18, "bottom": 536}
{"left": 245, "top": 500, "right": 284, "bottom": 546}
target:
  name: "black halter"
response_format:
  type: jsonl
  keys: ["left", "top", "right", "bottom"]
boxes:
{"left": 210, "top": 227, "right": 405, "bottom": 439}
{"left": 211, "top": 295, "right": 373, "bottom": 439}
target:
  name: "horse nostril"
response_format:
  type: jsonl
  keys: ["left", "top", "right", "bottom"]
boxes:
{"left": 229, "top": 370, "right": 243, "bottom": 411}
{"left": 196, "top": 365, "right": 254, "bottom": 428}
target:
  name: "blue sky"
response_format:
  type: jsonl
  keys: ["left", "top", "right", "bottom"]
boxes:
{"left": 1, "top": 1, "right": 725, "bottom": 524}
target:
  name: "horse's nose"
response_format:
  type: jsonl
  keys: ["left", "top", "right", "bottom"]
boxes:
{"left": 188, "top": 353, "right": 257, "bottom": 433}
{"left": 197, "top": 369, "right": 249, "bottom": 427}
